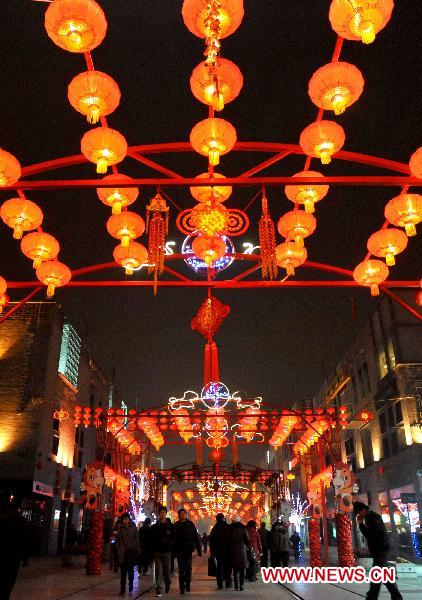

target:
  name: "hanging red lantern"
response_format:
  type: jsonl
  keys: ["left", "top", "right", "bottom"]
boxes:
{"left": 0, "top": 276, "right": 8, "bottom": 315}
{"left": 97, "top": 174, "right": 139, "bottom": 214}
{"left": 384, "top": 193, "right": 422, "bottom": 237}
{"left": 190, "top": 58, "right": 243, "bottom": 110}
{"left": 409, "top": 147, "right": 422, "bottom": 179}
{"left": 277, "top": 210, "right": 316, "bottom": 247}
{"left": 106, "top": 211, "right": 145, "bottom": 247}
{"left": 113, "top": 241, "right": 148, "bottom": 275}
{"left": 275, "top": 241, "right": 307, "bottom": 276}
{"left": 21, "top": 232, "right": 60, "bottom": 269}
{"left": 191, "top": 202, "right": 229, "bottom": 237}
{"left": 0, "top": 149, "right": 21, "bottom": 188}
{"left": 308, "top": 62, "right": 364, "bottom": 115}
{"left": 182, "top": 0, "right": 244, "bottom": 39}
{"left": 190, "top": 172, "right": 232, "bottom": 203}
{"left": 329, "top": 0, "right": 394, "bottom": 45}
{"left": 192, "top": 235, "right": 226, "bottom": 266}
{"left": 1, "top": 198, "right": 43, "bottom": 239}
{"left": 353, "top": 259, "right": 389, "bottom": 296}
{"left": 190, "top": 117, "right": 237, "bottom": 166}
{"left": 36, "top": 260, "right": 72, "bottom": 297}
{"left": 300, "top": 120, "right": 345, "bottom": 165}
{"left": 68, "top": 70, "right": 121, "bottom": 124}
{"left": 285, "top": 170, "right": 329, "bottom": 214}
{"left": 81, "top": 127, "right": 127, "bottom": 174}
{"left": 367, "top": 228, "right": 408, "bottom": 266}
{"left": 45, "top": 0, "right": 107, "bottom": 53}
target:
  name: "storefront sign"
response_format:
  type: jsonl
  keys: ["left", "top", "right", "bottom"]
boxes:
{"left": 400, "top": 493, "right": 416, "bottom": 504}
{"left": 33, "top": 481, "right": 54, "bottom": 497}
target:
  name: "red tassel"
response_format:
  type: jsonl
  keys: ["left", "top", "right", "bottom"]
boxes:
{"left": 146, "top": 192, "right": 169, "bottom": 295}
{"left": 259, "top": 193, "right": 278, "bottom": 280}
{"left": 204, "top": 341, "right": 220, "bottom": 385}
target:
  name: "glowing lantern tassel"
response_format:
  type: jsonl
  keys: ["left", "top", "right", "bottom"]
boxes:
{"left": 146, "top": 192, "right": 169, "bottom": 295}
{"left": 258, "top": 193, "right": 278, "bottom": 280}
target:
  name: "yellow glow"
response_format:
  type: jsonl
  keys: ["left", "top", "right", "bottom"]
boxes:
{"left": 370, "top": 283, "right": 380, "bottom": 297}
{"left": 385, "top": 252, "right": 395, "bottom": 266}
{"left": 209, "top": 147, "right": 220, "bottom": 166}
{"left": 0, "top": 431, "right": 13, "bottom": 453}
{"left": 0, "top": 172, "right": 7, "bottom": 186}
{"left": 332, "top": 93, "right": 347, "bottom": 115}
{"left": 359, "top": 20, "right": 375, "bottom": 44}
{"left": 316, "top": 142, "right": 334, "bottom": 165}
{"left": 411, "top": 426, "right": 422, "bottom": 444}
{"left": 372, "top": 438, "right": 381, "bottom": 462}
{"left": 46, "top": 283, "right": 56, "bottom": 298}
{"left": 404, "top": 223, "right": 416, "bottom": 237}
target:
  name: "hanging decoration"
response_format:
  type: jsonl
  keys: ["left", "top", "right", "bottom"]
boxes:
{"left": 146, "top": 191, "right": 169, "bottom": 294}
{"left": 367, "top": 228, "right": 408, "bottom": 266}
{"left": 0, "top": 198, "right": 43, "bottom": 240}
{"left": 0, "top": 148, "right": 21, "bottom": 187}
{"left": 21, "top": 232, "right": 60, "bottom": 269}
{"left": 190, "top": 172, "right": 232, "bottom": 203}
{"left": 97, "top": 174, "right": 139, "bottom": 215}
{"left": 308, "top": 61, "right": 364, "bottom": 115}
{"left": 36, "top": 259, "right": 72, "bottom": 297}
{"left": 106, "top": 211, "right": 145, "bottom": 247}
{"left": 191, "top": 295, "right": 230, "bottom": 341}
{"left": 190, "top": 117, "right": 237, "bottom": 166}
{"left": 113, "top": 242, "right": 148, "bottom": 275}
{"left": 276, "top": 241, "right": 307, "bottom": 276}
{"left": 191, "top": 202, "right": 229, "bottom": 237}
{"left": 409, "top": 148, "right": 422, "bottom": 179}
{"left": 329, "top": 0, "right": 394, "bottom": 45}
{"left": 81, "top": 126, "right": 127, "bottom": 174}
{"left": 353, "top": 259, "right": 389, "bottom": 296}
{"left": 300, "top": 120, "right": 345, "bottom": 165}
{"left": 68, "top": 70, "right": 121, "bottom": 124}
{"left": 384, "top": 194, "right": 422, "bottom": 237}
{"left": 192, "top": 235, "right": 227, "bottom": 267}
{"left": 285, "top": 171, "right": 330, "bottom": 214}
{"left": 190, "top": 58, "right": 243, "bottom": 110}
{"left": 0, "top": 276, "right": 8, "bottom": 314}
{"left": 182, "top": 0, "right": 244, "bottom": 41}
{"left": 258, "top": 193, "right": 277, "bottom": 280}
{"left": 277, "top": 210, "right": 316, "bottom": 247}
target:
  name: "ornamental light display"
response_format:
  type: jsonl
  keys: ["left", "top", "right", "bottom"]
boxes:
{"left": 384, "top": 194, "right": 422, "bottom": 237}
{"left": 192, "top": 235, "right": 227, "bottom": 266}
{"left": 308, "top": 61, "right": 364, "bottom": 115}
{"left": 68, "top": 70, "right": 121, "bottom": 124}
{"left": 367, "top": 228, "right": 408, "bottom": 266}
{"left": 0, "top": 198, "right": 43, "bottom": 240}
{"left": 284, "top": 171, "right": 330, "bottom": 214}
{"left": 113, "top": 242, "right": 148, "bottom": 275}
{"left": 81, "top": 126, "right": 127, "bottom": 174}
{"left": 276, "top": 241, "right": 307, "bottom": 276}
{"left": 36, "top": 259, "right": 72, "bottom": 297}
{"left": 329, "top": 0, "right": 394, "bottom": 45}
{"left": 190, "top": 58, "right": 243, "bottom": 111}
{"left": 21, "top": 232, "right": 60, "bottom": 269}
{"left": 106, "top": 211, "right": 145, "bottom": 247}
{"left": 0, "top": 276, "right": 8, "bottom": 314}
{"left": 191, "top": 202, "right": 229, "bottom": 237}
{"left": 277, "top": 210, "right": 316, "bottom": 247}
{"left": 300, "top": 120, "right": 345, "bottom": 165}
{"left": 97, "top": 174, "right": 139, "bottom": 214}
{"left": 409, "top": 147, "right": 422, "bottom": 179}
{"left": 190, "top": 117, "right": 237, "bottom": 166}
{"left": 182, "top": 0, "right": 244, "bottom": 41}
{"left": 353, "top": 258, "right": 389, "bottom": 296}
{"left": 190, "top": 172, "right": 232, "bottom": 203}
{"left": 0, "top": 149, "right": 21, "bottom": 187}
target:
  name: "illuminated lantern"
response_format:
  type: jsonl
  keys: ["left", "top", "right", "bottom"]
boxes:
{"left": 182, "top": 0, "right": 244, "bottom": 39}
{"left": 0, "top": 149, "right": 21, "bottom": 187}
{"left": 285, "top": 171, "right": 329, "bottom": 214}
{"left": 45, "top": 0, "right": 107, "bottom": 53}
{"left": 192, "top": 235, "right": 226, "bottom": 266}
{"left": 190, "top": 118, "right": 237, "bottom": 166}
{"left": 113, "top": 241, "right": 148, "bottom": 275}
{"left": 367, "top": 228, "right": 408, "bottom": 266}
{"left": 106, "top": 212, "right": 145, "bottom": 247}
{"left": 329, "top": 0, "right": 394, "bottom": 45}
{"left": 384, "top": 193, "right": 422, "bottom": 237}
{"left": 409, "top": 147, "right": 422, "bottom": 179}
{"left": 353, "top": 259, "right": 389, "bottom": 296}
{"left": 191, "top": 203, "right": 229, "bottom": 237}
{"left": 300, "top": 120, "right": 345, "bottom": 165}
{"left": 416, "top": 290, "right": 422, "bottom": 307}
{"left": 36, "top": 259, "right": 71, "bottom": 297}
{"left": 277, "top": 210, "right": 316, "bottom": 247}
{"left": 0, "top": 276, "right": 7, "bottom": 315}
{"left": 68, "top": 70, "right": 121, "bottom": 124}
{"left": 97, "top": 174, "right": 139, "bottom": 214}
{"left": 275, "top": 241, "right": 307, "bottom": 276}
{"left": 21, "top": 232, "right": 60, "bottom": 269}
{"left": 190, "top": 58, "right": 243, "bottom": 111}
{"left": 0, "top": 198, "right": 43, "bottom": 239}
{"left": 81, "top": 127, "right": 127, "bottom": 174}
{"left": 190, "top": 172, "right": 232, "bottom": 203}
{"left": 308, "top": 62, "right": 364, "bottom": 115}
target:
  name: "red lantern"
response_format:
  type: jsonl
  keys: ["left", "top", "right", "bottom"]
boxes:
{"left": 409, "top": 147, "right": 422, "bottom": 179}
{"left": 81, "top": 127, "right": 127, "bottom": 174}
{"left": 384, "top": 194, "right": 422, "bottom": 237}
{"left": 113, "top": 242, "right": 148, "bottom": 275}
{"left": 191, "top": 202, "right": 229, "bottom": 237}
{"left": 367, "top": 228, "right": 408, "bottom": 266}
{"left": 277, "top": 210, "right": 316, "bottom": 247}
{"left": 45, "top": 0, "right": 107, "bottom": 53}
{"left": 21, "top": 232, "right": 60, "bottom": 269}
{"left": 1, "top": 198, "right": 43, "bottom": 239}
{"left": 190, "top": 58, "right": 243, "bottom": 110}
{"left": 353, "top": 259, "right": 389, "bottom": 296}
{"left": 275, "top": 241, "right": 307, "bottom": 276}
{"left": 0, "top": 276, "right": 8, "bottom": 315}
{"left": 97, "top": 173, "right": 139, "bottom": 214}
{"left": 106, "top": 211, "right": 145, "bottom": 247}
{"left": 308, "top": 62, "right": 364, "bottom": 115}
{"left": 285, "top": 171, "right": 329, "bottom": 213}
{"left": 192, "top": 235, "right": 226, "bottom": 266}
{"left": 68, "top": 70, "right": 121, "bottom": 124}
{"left": 0, "top": 148, "right": 21, "bottom": 187}
{"left": 300, "top": 120, "right": 345, "bottom": 165}
{"left": 190, "top": 118, "right": 237, "bottom": 166}
{"left": 190, "top": 172, "right": 232, "bottom": 203}
{"left": 329, "top": 0, "right": 394, "bottom": 45}
{"left": 182, "top": 0, "right": 244, "bottom": 39}
{"left": 36, "top": 260, "right": 72, "bottom": 297}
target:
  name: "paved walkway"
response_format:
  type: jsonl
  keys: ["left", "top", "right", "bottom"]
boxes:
{"left": 12, "top": 554, "right": 422, "bottom": 599}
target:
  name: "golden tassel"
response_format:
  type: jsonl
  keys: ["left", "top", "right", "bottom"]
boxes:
{"left": 146, "top": 192, "right": 169, "bottom": 295}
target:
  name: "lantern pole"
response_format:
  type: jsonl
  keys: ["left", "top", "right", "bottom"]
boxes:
{"left": 318, "top": 440, "right": 330, "bottom": 566}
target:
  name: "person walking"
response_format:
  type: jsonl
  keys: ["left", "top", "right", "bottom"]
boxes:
{"left": 174, "top": 508, "right": 202, "bottom": 594}
{"left": 246, "top": 520, "right": 262, "bottom": 581}
{"left": 228, "top": 516, "right": 250, "bottom": 591}
{"left": 290, "top": 531, "right": 301, "bottom": 561}
{"left": 269, "top": 521, "right": 290, "bottom": 567}
{"left": 353, "top": 502, "right": 403, "bottom": 600}
{"left": 116, "top": 512, "right": 141, "bottom": 595}
{"left": 151, "top": 506, "right": 175, "bottom": 597}
{"left": 138, "top": 518, "right": 153, "bottom": 576}
{"left": 201, "top": 532, "right": 209, "bottom": 554}
{"left": 209, "top": 513, "right": 230, "bottom": 590}
{"left": 258, "top": 522, "right": 270, "bottom": 568}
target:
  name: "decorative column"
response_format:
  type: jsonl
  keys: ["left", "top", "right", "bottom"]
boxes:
{"left": 335, "top": 513, "right": 355, "bottom": 566}
{"left": 308, "top": 518, "right": 323, "bottom": 567}
{"left": 86, "top": 510, "right": 104, "bottom": 575}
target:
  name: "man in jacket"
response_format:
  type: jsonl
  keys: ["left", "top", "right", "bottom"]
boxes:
{"left": 270, "top": 521, "right": 290, "bottom": 567}
{"left": 353, "top": 502, "right": 403, "bottom": 600}
{"left": 151, "top": 506, "right": 175, "bottom": 597}
{"left": 209, "top": 513, "right": 230, "bottom": 590}
{"left": 258, "top": 522, "right": 270, "bottom": 568}
{"left": 116, "top": 513, "right": 141, "bottom": 595}
{"left": 174, "top": 508, "right": 202, "bottom": 594}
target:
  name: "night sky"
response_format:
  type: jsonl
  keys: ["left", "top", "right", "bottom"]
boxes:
{"left": 0, "top": 1, "right": 421, "bottom": 467}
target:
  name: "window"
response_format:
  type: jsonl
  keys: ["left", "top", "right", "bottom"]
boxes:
{"left": 395, "top": 402, "right": 403, "bottom": 424}
{"left": 52, "top": 433, "right": 59, "bottom": 456}
{"left": 58, "top": 323, "right": 81, "bottom": 389}
{"left": 361, "top": 428, "right": 373, "bottom": 467}
{"left": 377, "top": 345, "right": 388, "bottom": 379}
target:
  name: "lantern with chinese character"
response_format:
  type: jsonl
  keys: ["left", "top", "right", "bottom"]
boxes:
{"left": 308, "top": 62, "right": 364, "bottom": 115}
{"left": 384, "top": 193, "right": 422, "bottom": 237}
{"left": 81, "top": 127, "right": 127, "bottom": 174}
{"left": 190, "top": 172, "right": 232, "bottom": 203}
{"left": 36, "top": 259, "right": 72, "bottom": 297}
{"left": 106, "top": 212, "right": 145, "bottom": 247}
{"left": 45, "top": 0, "right": 107, "bottom": 53}
{"left": 275, "top": 242, "right": 307, "bottom": 276}
{"left": 113, "top": 242, "right": 148, "bottom": 275}
{"left": 21, "top": 232, "right": 60, "bottom": 269}
{"left": 190, "top": 118, "right": 237, "bottom": 166}
{"left": 409, "top": 147, "right": 422, "bottom": 179}
{"left": 97, "top": 174, "right": 139, "bottom": 214}
{"left": 68, "top": 70, "right": 121, "bottom": 124}
{"left": 367, "top": 228, "right": 408, "bottom": 266}
{"left": 0, "top": 276, "right": 8, "bottom": 314}
{"left": 191, "top": 202, "right": 229, "bottom": 237}
{"left": 277, "top": 210, "right": 317, "bottom": 247}
{"left": 190, "top": 58, "right": 243, "bottom": 111}
{"left": 300, "top": 120, "right": 345, "bottom": 165}
{"left": 0, "top": 149, "right": 21, "bottom": 187}
{"left": 0, "top": 198, "right": 43, "bottom": 239}
{"left": 285, "top": 171, "right": 329, "bottom": 214}
{"left": 192, "top": 235, "right": 227, "bottom": 266}
{"left": 353, "top": 259, "right": 389, "bottom": 296}
{"left": 182, "top": 0, "right": 244, "bottom": 39}
{"left": 329, "top": 0, "right": 394, "bottom": 45}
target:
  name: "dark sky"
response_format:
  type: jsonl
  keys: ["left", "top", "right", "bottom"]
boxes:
{"left": 1, "top": 0, "right": 421, "bottom": 442}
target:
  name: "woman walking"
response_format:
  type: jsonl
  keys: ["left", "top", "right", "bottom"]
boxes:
{"left": 246, "top": 520, "right": 262, "bottom": 581}
{"left": 228, "top": 516, "right": 250, "bottom": 591}
{"left": 116, "top": 513, "right": 141, "bottom": 595}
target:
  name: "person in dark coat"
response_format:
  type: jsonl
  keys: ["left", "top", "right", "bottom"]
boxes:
{"left": 246, "top": 520, "right": 262, "bottom": 581}
{"left": 116, "top": 512, "right": 141, "bottom": 595}
{"left": 0, "top": 493, "right": 30, "bottom": 600}
{"left": 201, "top": 532, "right": 208, "bottom": 554}
{"left": 258, "top": 522, "right": 270, "bottom": 568}
{"left": 174, "top": 508, "right": 202, "bottom": 594}
{"left": 353, "top": 502, "right": 403, "bottom": 600}
{"left": 151, "top": 506, "right": 175, "bottom": 597}
{"left": 209, "top": 513, "right": 230, "bottom": 590}
{"left": 138, "top": 518, "right": 153, "bottom": 575}
{"left": 269, "top": 521, "right": 290, "bottom": 567}
{"left": 228, "top": 516, "right": 250, "bottom": 591}
{"left": 290, "top": 531, "right": 301, "bottom": 561}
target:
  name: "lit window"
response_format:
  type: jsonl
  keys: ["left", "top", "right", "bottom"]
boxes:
{"left": 58, "top": 324, "right": 81, "bottom": 389}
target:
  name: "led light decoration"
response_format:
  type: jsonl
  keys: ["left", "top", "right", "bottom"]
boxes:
{"left": 191, "top": 203, "right": 229, "bottom": 237}
{"left": 289, "top": 492, "right": 308, "bottom": 536}
{"left": 21, "top": 232, "right": 60, "bottom": 269}
{"left": 129, "top": 469, "right": 150, "bottom": 525}
{"left": 367, "top": 228, "right": 408, "bottom": 266}
{"left": 308, "top": 61, "right": 364, "bottom": 115}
